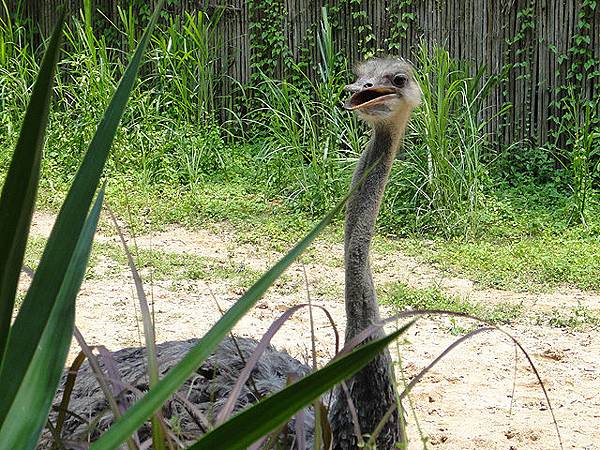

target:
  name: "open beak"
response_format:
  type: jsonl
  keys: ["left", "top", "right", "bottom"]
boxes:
{"left": 344, "top": 87, "right": 399, "bottom": 111}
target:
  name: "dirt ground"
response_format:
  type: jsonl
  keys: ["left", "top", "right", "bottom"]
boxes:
{"left": 26, "top": 212, "right": 600, "bottom": 449}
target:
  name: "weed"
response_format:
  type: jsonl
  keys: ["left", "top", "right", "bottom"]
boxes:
{"left": 380, "top": 282, "right": 523, "bottom": 325}
{"left": 537, "top": 302, "right": 599, "bottom": 330}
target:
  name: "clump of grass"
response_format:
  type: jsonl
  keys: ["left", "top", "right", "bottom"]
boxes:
{"left": 536, "top": 303, "right": 599, "bottom": 330}
{"left": 402, "top": 208, "right": 600, "bottom": 293}
{"left": 424, "top": 236, "right": 598, "bottom": 292}
{"left": 383, "top": 43, "right": 503, "bottom": 238}
{"left": 233, "top": 71, "right": 358, "bottom": 216}
{"left": 394, "top": 181, "right": 600, "bottom": 293}
{"left": 381, "top": 282, "right": 523, "bottom": 325}
{"left": 150, "top": 9, "right": 224, "bottom": 124}
{"left": 93, "top": 241, "right": 263, "bottom": 288}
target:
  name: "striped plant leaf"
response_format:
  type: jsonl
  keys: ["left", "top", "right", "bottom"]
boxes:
{"left": 0, "top": 8, "right": 64, "bottom": 359}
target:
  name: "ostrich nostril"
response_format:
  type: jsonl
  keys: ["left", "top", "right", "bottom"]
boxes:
{"left": 363, "top": 82, "right": 373, "bottom": 89}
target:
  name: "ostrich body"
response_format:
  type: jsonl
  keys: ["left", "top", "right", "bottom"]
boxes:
{"left": 42, "top": 337, "right": 313, "bottom": 447}
{"left": 42, "top": 57, "right": 419, "bottom": 449}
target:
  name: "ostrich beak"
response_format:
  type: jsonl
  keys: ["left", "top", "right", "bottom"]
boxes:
{"left": 344, "top": 87, "right": 399, "bottom": 111}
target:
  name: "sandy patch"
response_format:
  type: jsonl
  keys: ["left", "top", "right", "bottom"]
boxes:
{"left": 25, "top": 211, "right": 600, "bottom": 449}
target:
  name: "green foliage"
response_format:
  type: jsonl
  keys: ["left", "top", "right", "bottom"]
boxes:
{"left": 502, "top": 1, "right": 535, "bottom": 138}
{"left": 493, "top": 144, "right": 560, "bottom": 185}
{"left": 383, "top": 44, "right": 500, "bottom": 238}
{"left": 247, "top": 0, "right": 294, "bottom": 81}
{"left": 1, "top": 1, "right": 598, "bottom": 281}
{"left": 0, "top": 8, "right": 61, "bottom": 357}
{"left": 348, "top": 0, "right": 376, "bottom": 57}
{"left": 232, "top": 72, "right": 361, "bottom": 216}
{"left": 224, "top": 8, "right": 365, "bottom": 216}
{"left": 494, "top": 0, "right": 599, "bottom": 229}
{"left": 546, "top": 0, "right": 600, "bottom": 224}
{"left": 151, "top": 9, "right": 225, "bottom": 123}
{"left": 0, "top": 6, "right": 228, "bottom": 192}
{"left": 402, "top": 182, "right": 600, "bottom": 292}
{"left": 385, "top": 0, "right": 415, "bottom": 51}
{"left": 539, "top": 302, "right": 599, "bottom": 330}
{"left": 381, "top": 282, "right": 523, "bottom": 325}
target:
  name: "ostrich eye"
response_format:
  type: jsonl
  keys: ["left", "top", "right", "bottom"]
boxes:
{"left": 392, "top": 74, "right": 407, "bottom": 88}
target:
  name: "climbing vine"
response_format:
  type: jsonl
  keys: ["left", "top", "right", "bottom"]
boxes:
{"left": 548, "top": 0, "right": 600, "bottom": 138}
{"left": 547, "top": 0, "right": 600, "bottom": 222}
{"left": 247, "top": 0, "right": 294, "bottom": 81}
{"left": 385, "top": 0, "right": 415, "bottom": 51}
{"left": 502, "top": 1, "right": 535, "bottom": 140}
{"left": 348, "top": 0, "right": 375, "bottom": 58}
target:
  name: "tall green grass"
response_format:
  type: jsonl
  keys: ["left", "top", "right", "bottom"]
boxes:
{"left": 0, "top": 7, "right": 227, "bottom": 189}
{"left": 551, "top": 86, "right": 600, "bottom": 225}
{"left": 226, "top": 8, "right": 367, "bottom": 216}
{"left": 0, "top": 5, "right": 503, "bottom": 238}
{"left": 0, "top": 2, "right": 37, "bottom": 136}
{"left": 230, "top": 25, "right": 497, "bottom": 234}
{"left": 392, "top": 44, "right": 501, "bottom": 238}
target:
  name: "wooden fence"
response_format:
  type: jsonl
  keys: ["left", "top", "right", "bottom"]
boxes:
{"left": 6, "top": 0, "right": 600, "bottom": 147}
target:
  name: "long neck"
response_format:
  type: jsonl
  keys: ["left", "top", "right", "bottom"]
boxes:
{"left": 344, "top": 122, "right": 404, "bottom": 339}
{"left": 331, "top": 120, "right": 409, "bottom": 450}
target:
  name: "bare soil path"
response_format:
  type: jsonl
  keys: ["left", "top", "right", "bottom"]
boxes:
{"left": 25, "top": 212, "right": 600, "bottom": 449}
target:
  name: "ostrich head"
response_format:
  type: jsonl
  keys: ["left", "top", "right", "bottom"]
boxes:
{"left": 344, "top": 57, "right": 420, "bottom": 127}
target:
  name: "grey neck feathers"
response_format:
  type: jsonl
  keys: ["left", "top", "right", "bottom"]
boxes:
{"left": 331, "top": 116, "right": 411, "bottom": 450}
{"left": 344, "top": 121, "right": 405, "bottom": 339}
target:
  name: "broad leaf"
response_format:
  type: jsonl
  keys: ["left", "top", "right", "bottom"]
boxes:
{"left": 0, "top": 190, "right": 104, "bottom": 449}
{"left": 0, "top": 9, "right": 64, "bottom": 359}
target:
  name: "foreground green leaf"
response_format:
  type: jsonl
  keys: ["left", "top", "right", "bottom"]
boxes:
{"left": 190, "top": 321, "right": 414, "bottom": 450}
{"left": 0, "top": 190, "right": 104, "bottom": 450}
{"left": 0, "top": 8, "right": 64, "bottom": 360}
{"left": 0, "top": 0, "right": 163, "bottom": 428}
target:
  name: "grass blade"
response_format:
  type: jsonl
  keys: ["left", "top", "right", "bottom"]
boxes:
{"left": 73, "top": 327, "right": 138, "bottom": 450}
{"left": 54, "top": 350, "right": 89, "bottom": 440}
{"left": 88, "top": 190, "right": 348, "bottom": 450}
{"left": 0, "top": 189, "right": 104, "bottom": 450}
{"left": 0, "top": 0, "right": 163, "bottom": 427}
{"left": 188, "top": 321, "right": 415, "bottom": 450}
{"left": 107, "top": 207, "right": 165, "bottom": 449}
{"left": 0, "top": 8, "right": 64, "bottom": 359}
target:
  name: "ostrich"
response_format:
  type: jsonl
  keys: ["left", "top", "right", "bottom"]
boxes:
{"left": 330, "top": 57, "right": 421, "bottom": 449}
{"left": 41, "top": 57, "right": 420, "bottom": 449}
